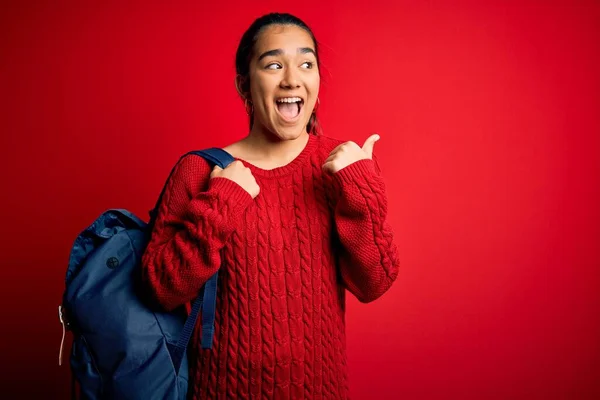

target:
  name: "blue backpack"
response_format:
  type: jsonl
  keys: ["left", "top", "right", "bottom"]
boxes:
{"left": 59, "top": 148, "right": 234, "bottom": 399}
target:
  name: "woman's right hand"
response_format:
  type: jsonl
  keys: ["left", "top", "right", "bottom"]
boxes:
{"left": 210, "top": 161, "right": 260, "bottom": 199}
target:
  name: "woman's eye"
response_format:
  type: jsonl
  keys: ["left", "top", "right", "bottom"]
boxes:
{"left": 301, "top": 62, "right": 313, "bottom": 69}
{"left": 266, "top": 63, "right": 281, "bottom": 70}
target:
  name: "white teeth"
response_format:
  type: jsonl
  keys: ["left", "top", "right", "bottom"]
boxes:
{"left": 276, "top": 97, "right": 302, "bottom": 103}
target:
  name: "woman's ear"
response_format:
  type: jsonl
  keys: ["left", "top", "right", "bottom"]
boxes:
{"left": 235, "top": 75, "right": 249, "bottom": 100}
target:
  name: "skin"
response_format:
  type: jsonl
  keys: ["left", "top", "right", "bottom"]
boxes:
{"left": 225, "top": 24, "right": 320, "bottom": 169}
{"left": 245, "top": 24, "right": 320, "bottom": 144}
{"left": 213, "top": 24, "right": 380, "bottom": 196}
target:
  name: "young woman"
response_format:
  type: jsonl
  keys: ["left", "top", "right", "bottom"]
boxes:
{"left": 142, "top": 12, "right": 400, "bottom": 399}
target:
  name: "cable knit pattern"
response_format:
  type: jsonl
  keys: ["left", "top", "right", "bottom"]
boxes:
{"left": 142, "top": 134, "right": 400, "bottom": 399}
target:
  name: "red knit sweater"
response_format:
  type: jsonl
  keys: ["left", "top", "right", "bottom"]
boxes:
{"left": 142, "top": 133, "right": 400, "bottom": 399}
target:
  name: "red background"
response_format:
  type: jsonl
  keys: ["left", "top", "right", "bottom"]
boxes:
{"left": 1, "top": 0, "right": 599, "bottom": 398}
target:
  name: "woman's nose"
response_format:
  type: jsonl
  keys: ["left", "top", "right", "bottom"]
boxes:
{"left": 280, "top": 67, "right": 300, "bottom": 89}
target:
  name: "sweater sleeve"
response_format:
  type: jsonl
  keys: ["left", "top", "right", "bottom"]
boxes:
{"left": 331, "top": 155, "right": 400, "bottom": 303}
{"left": 141, "top": 155, "right": 254, "bottom": 311}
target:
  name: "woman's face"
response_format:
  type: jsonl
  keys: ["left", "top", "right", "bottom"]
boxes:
{"left": 246, "top": 24, "right": 320, "bottom": 141}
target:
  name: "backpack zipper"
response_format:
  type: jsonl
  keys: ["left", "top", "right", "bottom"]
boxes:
{"left": 58, "top": 305, "right": 67, "bottom": 366}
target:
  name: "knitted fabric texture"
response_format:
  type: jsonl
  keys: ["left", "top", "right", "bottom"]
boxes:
{"left": 142, "top": 134, "right": 400, "bottom": 399}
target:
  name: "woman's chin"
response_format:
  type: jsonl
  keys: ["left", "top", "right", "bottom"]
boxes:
{"left": 266, "top": 120, "right": 308, "bottom": 141}
{"left": 271, "top": 126, "right": 307, "bottom": 142}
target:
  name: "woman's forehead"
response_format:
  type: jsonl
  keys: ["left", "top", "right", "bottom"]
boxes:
{"left": 254, "top": 25, "right": 314, "bottom": 54}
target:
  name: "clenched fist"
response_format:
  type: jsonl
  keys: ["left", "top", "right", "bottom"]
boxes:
{"left": 210, "top": 160, "right": 260, "bottom": 199}
{"left": 322, "top": 134, "right": 380, "bottom": 174}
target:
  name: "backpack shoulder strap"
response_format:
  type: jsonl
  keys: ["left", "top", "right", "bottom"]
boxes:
{"left": 148, "top": 148, "right": 235, "bottom": 225}
{"left": 190, "top": 148, "right": 235, "bottom": 169}
{"left": 181, "top": 148, "right": 235, "bottom": 349}
{"left": 165, "top": 147, "right": 236, "bottom": 370}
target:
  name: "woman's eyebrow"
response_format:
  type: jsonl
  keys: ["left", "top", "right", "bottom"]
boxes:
{"left": 258, "top": 47, "right": 316, "bottom": 61}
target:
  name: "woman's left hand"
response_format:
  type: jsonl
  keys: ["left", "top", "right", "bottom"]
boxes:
{"left": 322, "top": 134, "right": 380, "bottom": 174}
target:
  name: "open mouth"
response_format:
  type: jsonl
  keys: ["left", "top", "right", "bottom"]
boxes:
{"left": 275, "top": 97, "right": 304, "bottom": 121}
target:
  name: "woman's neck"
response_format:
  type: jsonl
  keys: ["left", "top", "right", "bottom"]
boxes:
{"left": 239, "top": 126, "right": 310, "bottom": 167}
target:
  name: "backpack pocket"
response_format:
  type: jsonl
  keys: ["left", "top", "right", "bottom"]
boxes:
{"left": 71, "top": 335, "right": 103, "bottom": 399}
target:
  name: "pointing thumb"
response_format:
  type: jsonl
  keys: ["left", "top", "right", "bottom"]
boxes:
{"left": 362, "top": 134, "right": 380, "bottom": 158}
